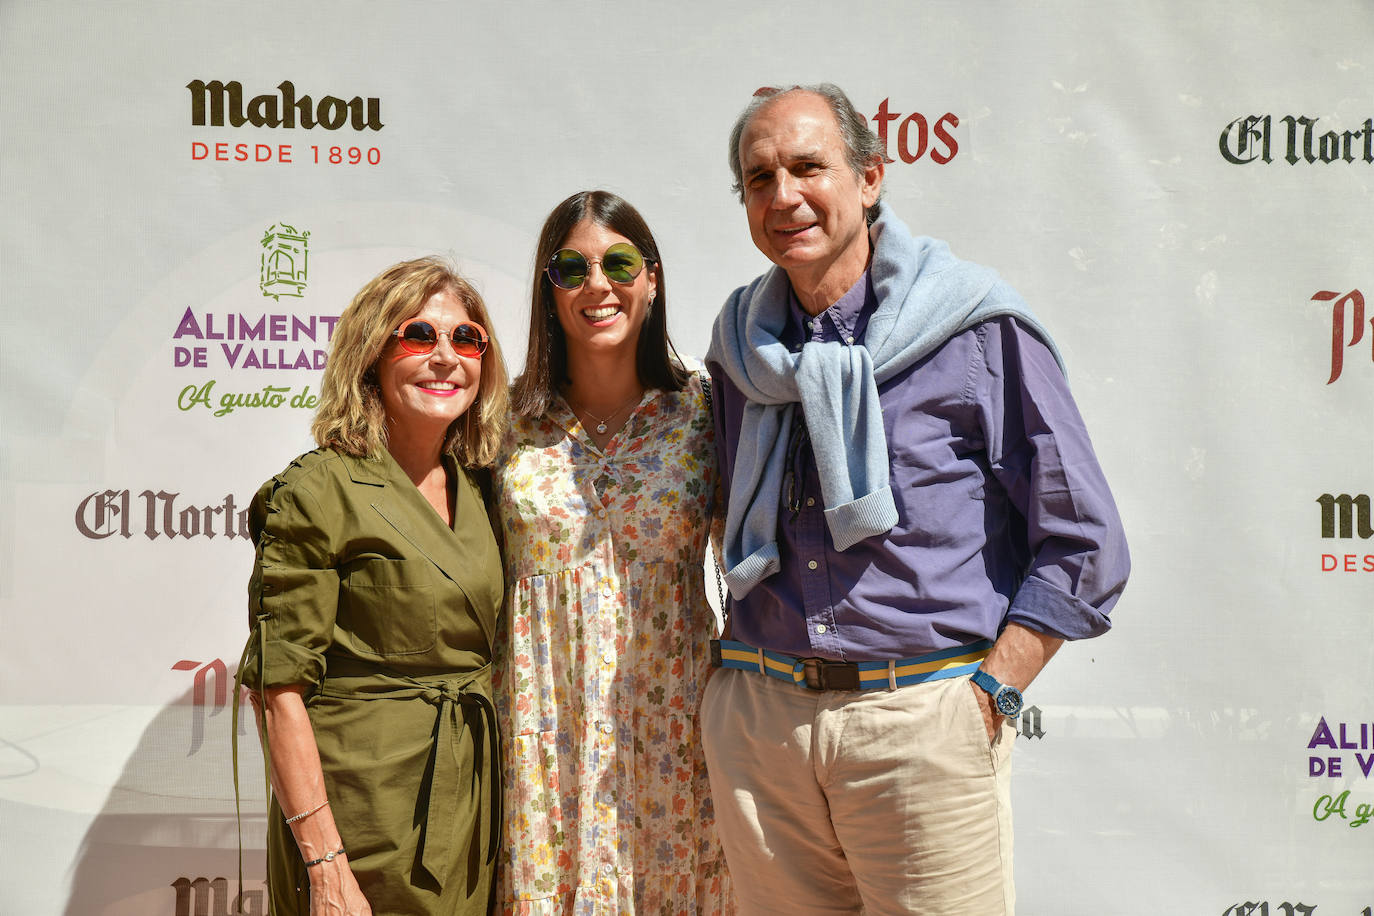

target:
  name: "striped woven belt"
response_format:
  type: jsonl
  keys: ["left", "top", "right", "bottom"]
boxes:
{"left": 710, "top": 638, "right": 993, "bottom": 691}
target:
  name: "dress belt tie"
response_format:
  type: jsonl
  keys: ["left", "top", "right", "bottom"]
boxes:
{"left": 317, "top": 666, "right": 501, "bottom": 888}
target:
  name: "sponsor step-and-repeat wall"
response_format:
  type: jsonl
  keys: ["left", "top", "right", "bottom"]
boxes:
{"left": 1, "top": 2, "right": 1370, "bottom": 914}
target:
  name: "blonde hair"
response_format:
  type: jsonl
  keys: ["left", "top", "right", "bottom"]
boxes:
{"left": 311, "top": 257, "right": 509, "bottom": 467}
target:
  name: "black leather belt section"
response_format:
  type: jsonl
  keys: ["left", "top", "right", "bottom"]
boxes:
{"left": 799, "top": 658, "right": 862, "bottom": 691}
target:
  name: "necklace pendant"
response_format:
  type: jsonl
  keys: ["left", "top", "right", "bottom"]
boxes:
{"left": 596, "top": 422, "right": 608, "bottom": 434}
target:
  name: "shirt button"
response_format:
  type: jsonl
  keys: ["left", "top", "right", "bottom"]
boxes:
{"left": 600, "top": 864, "right": 614, "bottom": 877}
{"left": 597, "top": 509, "right": 607, "bottom": 519}
{"left": 600, "top": 722, "right": 614, "bottom": 735}
{"left": 807, "top": 560, "right": 818, "bottom": 570}
{"left": 846, "top": 336, "right": 854, "bottom": 344}
{"left": 602, "top": 585, "right": 614, "bottom": 598}
{"left": 602, "top": 652, "right": 615, "bottom": 665}
{"left": 806, "top": 497, "right": 815, "bottom": 507}
{"left": 815, "top": 624, "right": 827, "bottom": 634}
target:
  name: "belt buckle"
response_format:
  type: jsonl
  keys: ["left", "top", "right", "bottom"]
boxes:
{"left": 800, "top": 658, "right": 861, "bottom": 691}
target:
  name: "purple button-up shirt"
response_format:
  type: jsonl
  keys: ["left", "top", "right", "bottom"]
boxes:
{"left": 707, "top": 271, "right": 1130, "bottom": 661}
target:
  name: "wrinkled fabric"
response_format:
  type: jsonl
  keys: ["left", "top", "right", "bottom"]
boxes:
{"left": 240, "top": 447, "right": 502, "bottom": 915}
{"left": 493, "top": 374, "right": 736, "bottom": 915}
{"left": 707, "top": 202, "right": 1059, "bottom": 598}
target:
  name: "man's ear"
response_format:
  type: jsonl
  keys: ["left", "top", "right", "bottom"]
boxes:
{"left": 860, "top": 155, "right": 885, "bottom": 208}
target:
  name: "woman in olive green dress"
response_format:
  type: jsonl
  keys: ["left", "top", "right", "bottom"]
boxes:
{"left": 238, "top": 257, "right": 510, "bottom": 914}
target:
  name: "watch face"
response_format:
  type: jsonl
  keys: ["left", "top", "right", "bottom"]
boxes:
{"left": 995, "top": 687, "right": 1023, "bottom": 716}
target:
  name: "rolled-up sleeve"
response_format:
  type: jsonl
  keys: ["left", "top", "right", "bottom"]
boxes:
{"left": 980, "top": 318, "right": 1131, "bottom": 640}
{"left": 241, "top": 477, "right": 340, "bottom": 689}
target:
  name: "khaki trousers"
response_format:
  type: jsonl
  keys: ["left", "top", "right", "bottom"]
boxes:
{"left": 701, "top": 667, "right": 1015, "bottom": 915}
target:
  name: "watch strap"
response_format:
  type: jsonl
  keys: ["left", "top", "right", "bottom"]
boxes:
{"left": 970, "top": 668, "right": 1023, "bottom": 716}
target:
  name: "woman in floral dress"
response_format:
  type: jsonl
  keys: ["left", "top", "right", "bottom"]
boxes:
{"left": 492, "top": 190, "right": 735, "bottom": 914}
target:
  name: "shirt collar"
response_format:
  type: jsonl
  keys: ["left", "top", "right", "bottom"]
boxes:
{"left": 784, "top": 270, "right": 875, "bottom": 347}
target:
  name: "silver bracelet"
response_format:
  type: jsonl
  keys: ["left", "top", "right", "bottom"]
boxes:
{"left": 302, "top": 846, "right": 346, "bottom": 868}
{"left": 284, "top": 800, "right": 328, "bottom": 824}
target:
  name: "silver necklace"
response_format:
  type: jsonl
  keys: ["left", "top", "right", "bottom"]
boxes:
{"left": 570, "top": 393, "right": 641, "bottom": 435}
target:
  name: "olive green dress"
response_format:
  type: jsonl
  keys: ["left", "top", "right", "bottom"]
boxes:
{"left": 239, "top": 446, "right": 502, "bottom": 915}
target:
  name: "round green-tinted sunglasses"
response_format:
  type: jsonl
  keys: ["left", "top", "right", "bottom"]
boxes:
{"left": 544, "top": 242, "right": 650, "bottom": 290}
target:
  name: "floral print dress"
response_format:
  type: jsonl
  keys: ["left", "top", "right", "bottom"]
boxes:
{"left": 492, "top": 372, "right": 735, "bottom": 915}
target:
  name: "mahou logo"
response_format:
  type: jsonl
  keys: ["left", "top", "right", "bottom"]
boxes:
{"left": 1317, "top": 492, "right": 1373, "bottom": 573}
{"left": 187, "top": 79, "right": 383, "bottom": 131}
{"left": 1318, "top": 493, "right": 1372, "bottom": 540}
{"left": 171, "top": 877, "right": 264, "bottom": 916}
{"left": 1219, "top": 114, "right": 1374, "bottom": 164}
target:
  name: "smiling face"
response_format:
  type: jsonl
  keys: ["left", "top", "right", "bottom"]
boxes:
{"left": 375, "top": 288, "right": 482, "bottom": 445}
{"left": 738, "top": 91, "right": 883, "bottom": 310}
{"left": 549, "top": 218, "right": 658, "bottom": 360}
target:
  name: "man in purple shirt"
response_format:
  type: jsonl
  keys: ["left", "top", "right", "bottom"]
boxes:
{"left": 702, "top": 83, "right": 1130, "bottom": 915}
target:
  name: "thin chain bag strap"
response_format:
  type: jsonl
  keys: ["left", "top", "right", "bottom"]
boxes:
{"left": 699, "top": 369, "right": 727, "bottom": 613}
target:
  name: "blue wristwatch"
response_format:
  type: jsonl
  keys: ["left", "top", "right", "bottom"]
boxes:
{"left": 970, "top": 669, "right": 1024, "bottom": 717}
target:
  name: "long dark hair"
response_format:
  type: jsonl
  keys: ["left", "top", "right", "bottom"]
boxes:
{"left": 511, "top": 190, "right": 688, "bottom": 419}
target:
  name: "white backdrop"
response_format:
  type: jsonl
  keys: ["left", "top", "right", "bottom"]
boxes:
{"left": 2, "top": 1, "right": 1371, "bottom": 914}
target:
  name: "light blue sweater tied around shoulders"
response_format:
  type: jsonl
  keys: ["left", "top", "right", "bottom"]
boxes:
{"left": 706, "top": 202, "right": 1064, "bottom": 600}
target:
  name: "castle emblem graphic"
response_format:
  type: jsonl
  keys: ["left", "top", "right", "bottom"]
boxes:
{"left": 259, "top": 223, "right": 309, "bottom": 300}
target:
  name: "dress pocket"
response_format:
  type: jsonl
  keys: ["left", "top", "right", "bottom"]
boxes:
{"left": 338, "top": 557, "right": 437, "bottom": 657}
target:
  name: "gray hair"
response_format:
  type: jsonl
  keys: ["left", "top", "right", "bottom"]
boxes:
{"left": 727, "top": 83, "right": 884, "bottom": 219}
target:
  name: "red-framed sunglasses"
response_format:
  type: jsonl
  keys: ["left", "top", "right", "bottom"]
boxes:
{"left": 391, "top": 318, "right": 489, "bottom": 358}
